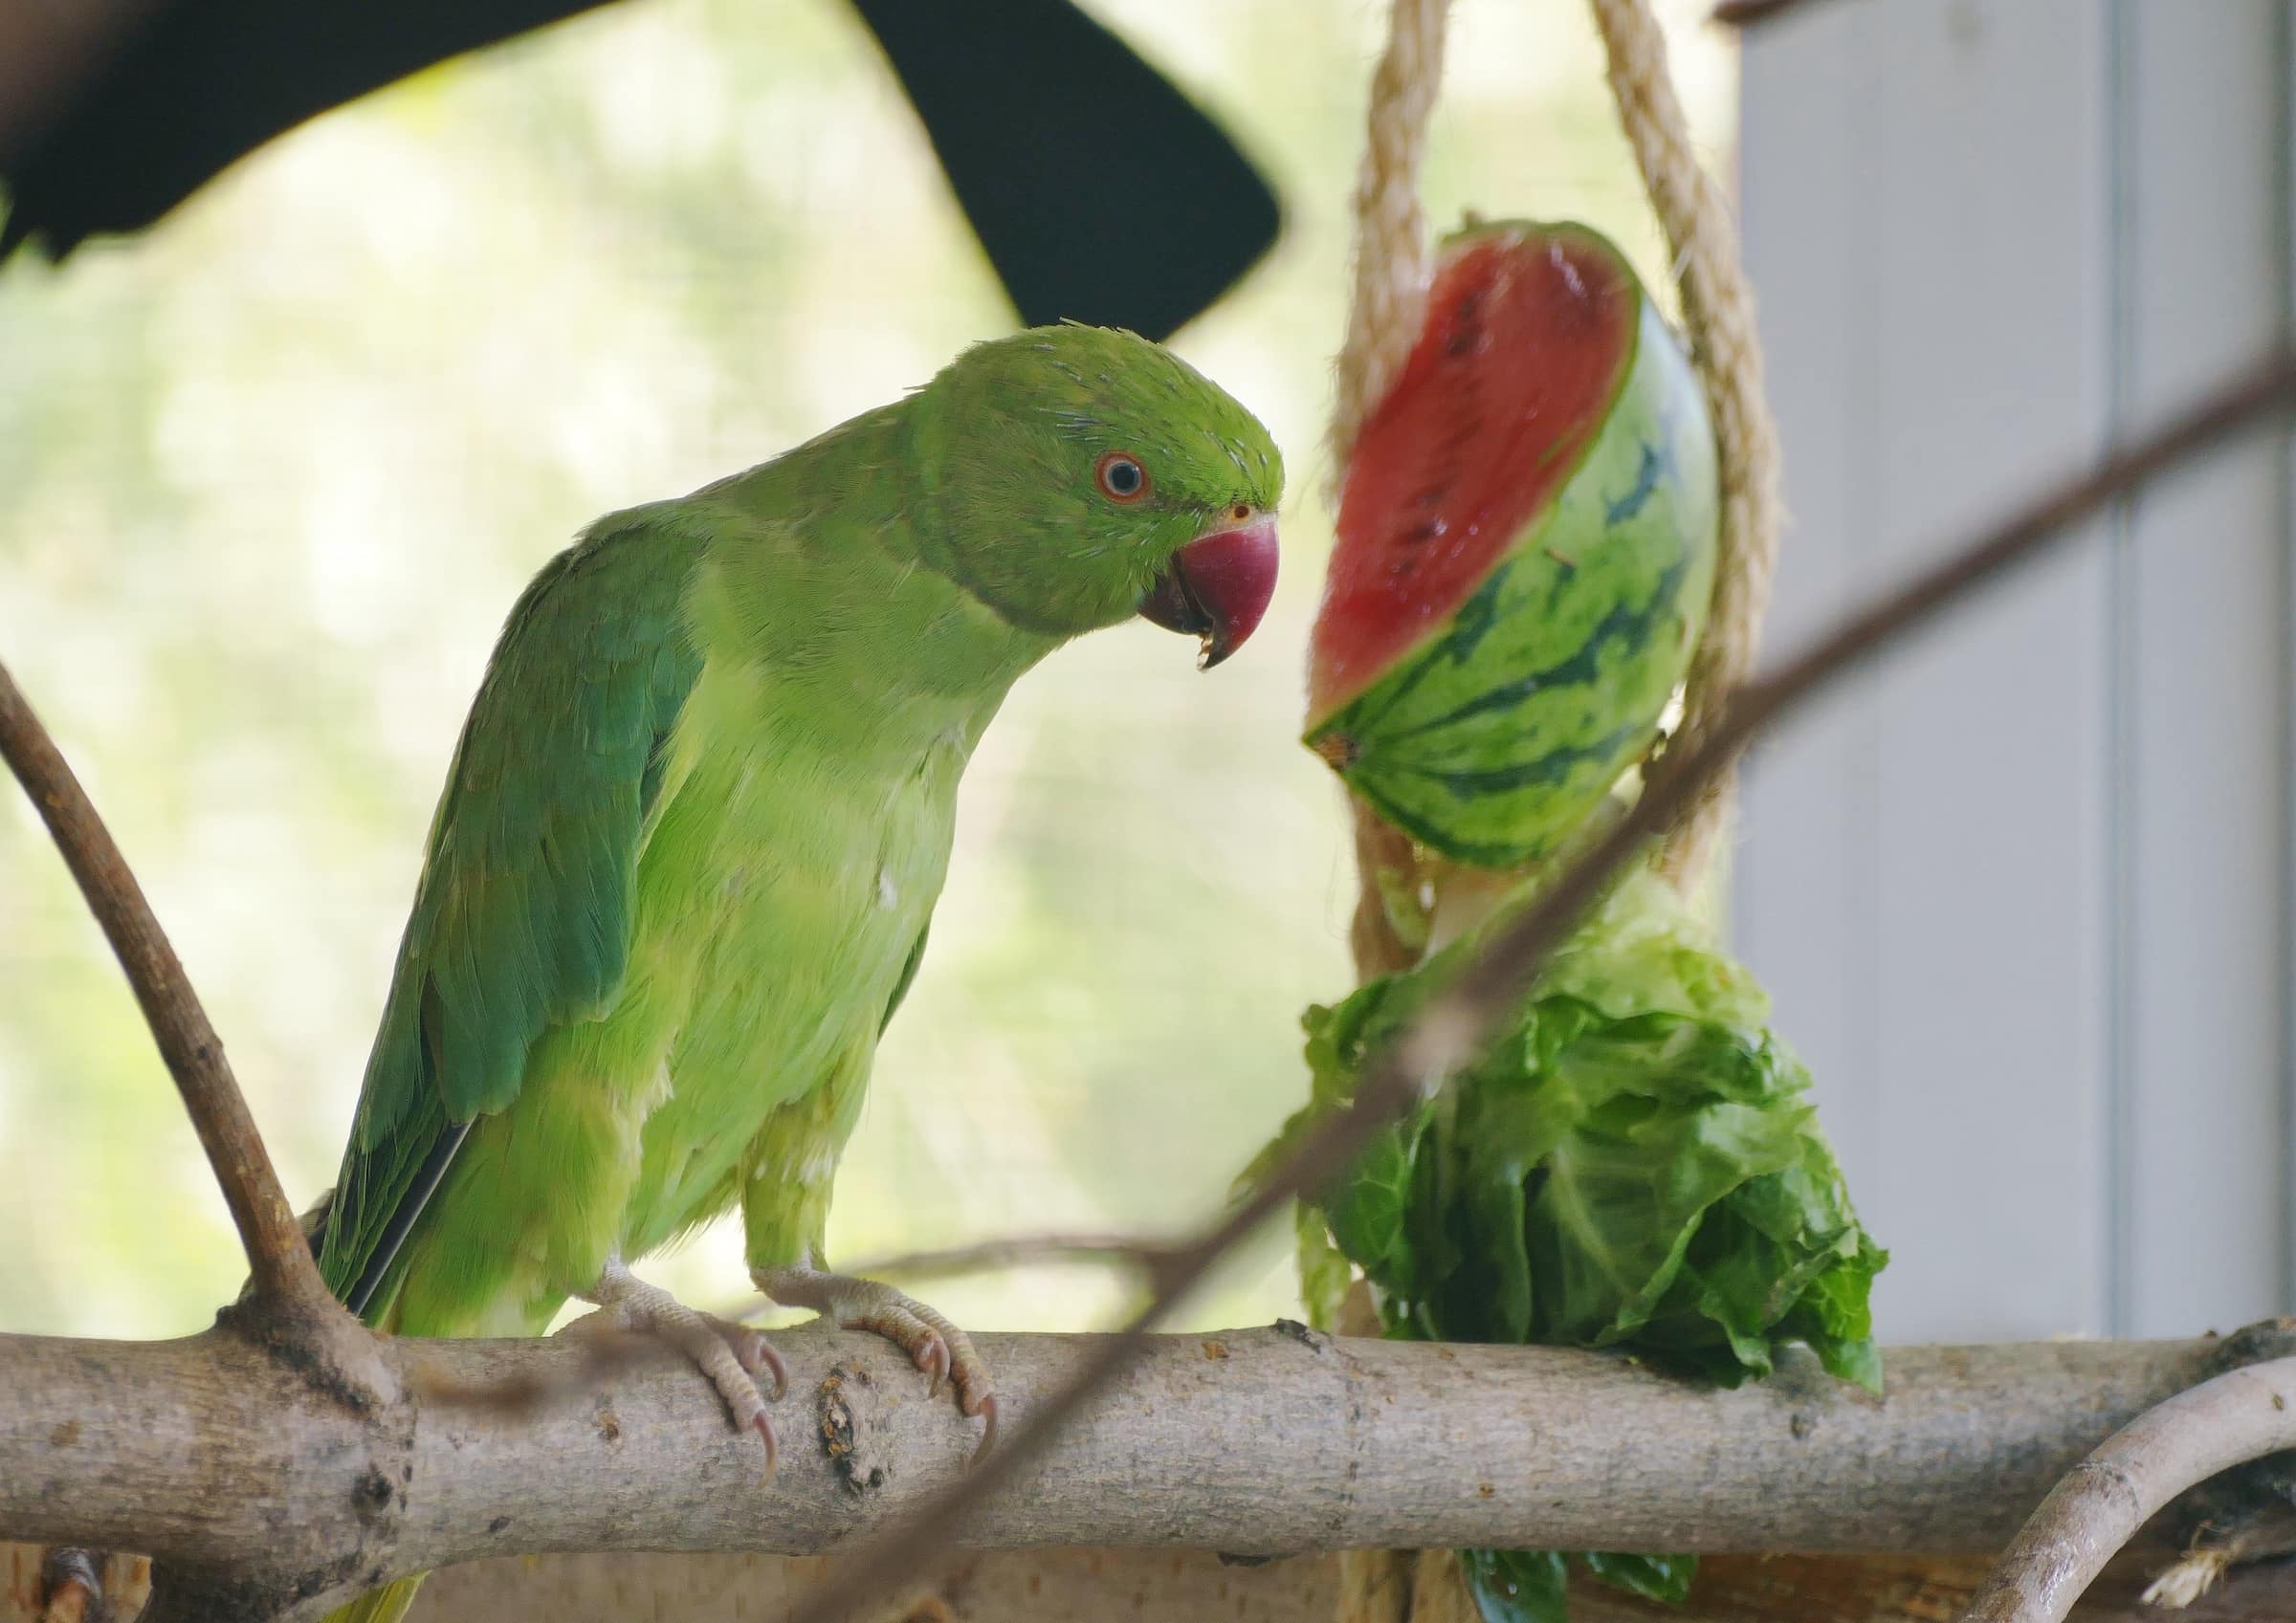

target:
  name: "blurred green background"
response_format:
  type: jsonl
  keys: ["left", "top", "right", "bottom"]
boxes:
{"left": 0, "top": 0, "right": 1732, "bottom": 1340}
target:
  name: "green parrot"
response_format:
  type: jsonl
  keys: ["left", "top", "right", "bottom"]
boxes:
{"left": 310, "top": 323, "right": 1282, "bottom": 1623}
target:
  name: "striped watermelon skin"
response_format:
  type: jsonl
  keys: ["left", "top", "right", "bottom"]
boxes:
{"left": 1306, "top": 224, "right": 1718, "bottom": 867}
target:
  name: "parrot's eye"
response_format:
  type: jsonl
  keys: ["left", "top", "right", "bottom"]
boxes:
{"left": 1095, "top": 451, "right": 1149, "bottom": 503}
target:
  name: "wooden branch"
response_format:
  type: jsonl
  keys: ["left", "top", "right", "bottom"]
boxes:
{"left": 1710, "top": 0, "right": 1836, "bottom": 26}
{"left": 1961, "top": 1355, "right": 2296, "bottom": 1623}
{"left": 0, "top": 1319, "right": 2269, "bottom": 1621}
{"left": 0, "top": 660, "right": 331, "bottom": 1318}
{"left": 835, "top": 1234, "right": 1173, "bottom": 1285}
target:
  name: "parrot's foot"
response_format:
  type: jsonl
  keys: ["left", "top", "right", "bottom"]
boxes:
{"left": 562, "top": 1258, "right": 788, "bottom": 1470}
{"left": 754, "top": 1262, "right": 998, "bottom": 1461}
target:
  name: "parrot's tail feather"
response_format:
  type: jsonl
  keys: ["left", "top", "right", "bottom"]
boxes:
{"left": 322, "top": 1573, "right": 427, "bottom": 1623}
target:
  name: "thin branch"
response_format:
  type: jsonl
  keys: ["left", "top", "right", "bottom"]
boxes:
{"left": 839, "top": 1234, "right": 1179, "bottom": 1283}
{"left": 0, "top": 659, "right": 326, "bottom": 1311}
{"left": 692, "top": 1236, "right": 1179, "bottom": 1340}
{"left": 1710, "top": 0, "right": 1836, "bottom": 26}
{"left": 776, "top": 351, "right": 2296, "bottom": 1623}
{"left": 1960, "top": 1355, "right": 2296, "bottom": 1623}
{"left": 405, "top": 1328, "right": 665, "bottom": 1417}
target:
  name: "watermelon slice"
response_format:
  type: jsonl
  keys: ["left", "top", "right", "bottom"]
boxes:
{"left": 1305, "top": 220, "right": 1718, "bottom": 867}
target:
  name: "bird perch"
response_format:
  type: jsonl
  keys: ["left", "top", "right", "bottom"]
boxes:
{"left": 0, "top": 1319, "right": 2266, "bottom": 1622}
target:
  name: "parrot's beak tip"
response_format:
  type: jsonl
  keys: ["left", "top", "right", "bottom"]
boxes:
{"left": 1137, "top": 516, "right": 1279, "bottom": 669}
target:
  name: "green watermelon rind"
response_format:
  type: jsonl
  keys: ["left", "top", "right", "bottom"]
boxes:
{"left": 1307, "top": 229, "right": 1720, "bottom": 869}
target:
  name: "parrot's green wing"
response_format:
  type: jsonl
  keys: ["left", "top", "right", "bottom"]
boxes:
{"left": 881, "top": 924, "right": 929, "bottom": 1037}
{"left": 319, "top": 515, "right": 705, "bottom": 1317}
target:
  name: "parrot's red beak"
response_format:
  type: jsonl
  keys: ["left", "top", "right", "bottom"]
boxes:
{"left": 1137, "top": 516, "right": 1279, "bottom": 669}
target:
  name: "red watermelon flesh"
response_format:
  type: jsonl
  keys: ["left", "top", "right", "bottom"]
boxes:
{"left": 1308, "top": 224, "right": 1639, "bottom": 726}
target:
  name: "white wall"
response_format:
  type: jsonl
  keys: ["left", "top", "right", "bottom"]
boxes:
{"left": 1733, "top": 0, "right": 2293, "bottom": 1341}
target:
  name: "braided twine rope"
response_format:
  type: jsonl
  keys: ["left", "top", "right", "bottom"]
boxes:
{"left": 1324, "top": 1, "right": 1783, "bottom": 1615}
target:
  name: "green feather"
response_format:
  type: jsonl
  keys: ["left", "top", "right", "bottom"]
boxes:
{"left": 319, "top": 514, "right": 706, "bottom": 1314}
{"left": 882, "top": 924, "right": 931, "bottom": 1037}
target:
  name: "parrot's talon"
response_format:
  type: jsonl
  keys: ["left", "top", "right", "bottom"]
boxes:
{"left": 917, "top": 1335, "right": 949, "bottom": 1397}
{"left": 715, "top": 1314, "right": 790, "bottom": 1400}
{"left": 565, "top": 1260, "right": 784, "bottom": 1456}
{"left": 759, "top": 1339, "right": 790, "bottom": 1403}
{"left": 970, "top": 1392, "right": 999, "bottom": 1465}
{"left": 753, "top": 1263, "right": 996, "bottom": 1442}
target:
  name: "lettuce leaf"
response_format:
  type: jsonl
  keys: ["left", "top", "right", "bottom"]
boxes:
{"left": 1280, "top": 867, "right": 1886, "bottom": 1621}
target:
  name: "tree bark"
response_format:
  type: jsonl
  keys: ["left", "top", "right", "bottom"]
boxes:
{"left": 0, "top": 1320, "right": 2257, "bottom": 1621}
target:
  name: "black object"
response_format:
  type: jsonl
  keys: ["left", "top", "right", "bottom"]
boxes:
{"left": 850, "top": 0, "right": 1279, "bottom": 338}
{"left": 0, "top": 0, "right": 626, "bottom": 261}
{"left": 1, "top": 0, "right": 1281, "bottom": 340}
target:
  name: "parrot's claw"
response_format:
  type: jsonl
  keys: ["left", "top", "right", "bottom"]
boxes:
{"left": 970, "top": 1391, "right": 1000, "bottom": 1465}
{"left": 753, "top": 1263, "right": 997, "bottom": 1460}
{"left": 564, "top": 1259, "right": 784, "bottom": 1472}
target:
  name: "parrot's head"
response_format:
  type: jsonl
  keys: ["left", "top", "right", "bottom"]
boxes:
{"left": 916, "top": 323, "right": 1284, "bottom": 668}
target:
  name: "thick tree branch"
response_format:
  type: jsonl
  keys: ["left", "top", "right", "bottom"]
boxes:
{"left": 0, "top": 1322, "right": 2265, "bottom": 1621}
{"left": 780, "top": 350, "right": 2296, "bottom": 1623}
{"left": 0, "top": 660, "right": 329, "bottom": 1315}
{"left": 1961, "top": 1356, "right": 2296, "bottom": 1623}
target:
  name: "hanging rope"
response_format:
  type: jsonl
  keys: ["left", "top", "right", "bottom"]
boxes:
{"left": 1329, "top": 0, "right": 1454, "bottom": 986}
{"left": 1330, "top": 11, "right": 1480, "bottom": 1623}
{"left": 1587, "top": 0, "right": 1784, "bottom": 891}
{"left": 1329, "top": 0, "right": 1453, "bottom": 480}
{"left": 1330, "top": 12, "right": 1460, "bottom": 1619}
{"left": 1323, "top": 0, "right": 1780, "bottom": 1617}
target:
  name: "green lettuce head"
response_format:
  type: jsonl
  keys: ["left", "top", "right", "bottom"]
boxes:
{"left": 1268, "top": 865, "right": 1887, "bottom": 1623}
